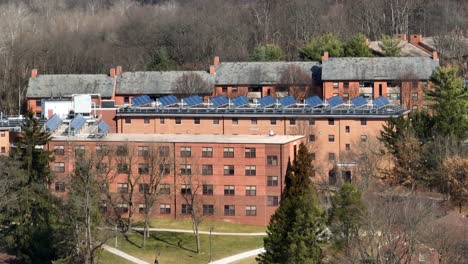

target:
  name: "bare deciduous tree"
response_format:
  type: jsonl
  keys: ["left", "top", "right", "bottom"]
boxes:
{"left": 174, "top": 73, "right": 211, "bottom": 96}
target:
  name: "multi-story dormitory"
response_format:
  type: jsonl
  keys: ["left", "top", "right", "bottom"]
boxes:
{"left": 19, "top": 52, "right": 439, "bottom": 225}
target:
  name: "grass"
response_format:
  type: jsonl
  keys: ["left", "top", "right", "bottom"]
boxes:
{"left": 232, "top": 256, "right": 258, "bottom": 264}
{"left": 99, "top": 230, "right": 264, "bottom": 264}
{"left": 134, "top": 218, "right": 266, "bottom": 233}
{"left": 96, "top": 250, "right": 134, "bottom": 264}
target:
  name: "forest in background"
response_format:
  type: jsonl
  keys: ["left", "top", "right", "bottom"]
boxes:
{"left": 0, "top": 0, "right": 466, "bottom": 113}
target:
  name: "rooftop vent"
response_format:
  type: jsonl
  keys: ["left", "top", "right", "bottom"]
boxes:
{"left": 269, "top": 130, "right": 276, "bottom": 137}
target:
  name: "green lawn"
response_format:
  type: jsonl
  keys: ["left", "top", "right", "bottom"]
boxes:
{"left": 96, "top": 250, "right": 134, "bottom": 264}
{"left": 134, "top": 218, "right": 266, "bottom": 233}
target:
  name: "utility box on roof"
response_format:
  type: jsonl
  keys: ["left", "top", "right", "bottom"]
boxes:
{"left": 73, "top": 94, "right": 92, "bottom": 114}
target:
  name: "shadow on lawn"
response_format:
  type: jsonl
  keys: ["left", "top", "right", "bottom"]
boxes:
{"left": 150, "top": 232, "right": 198, "bottom": 254}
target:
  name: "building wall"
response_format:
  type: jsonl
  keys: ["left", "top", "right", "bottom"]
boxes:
{"left": 0, "top": 130, "right": 10, "bottom": 156}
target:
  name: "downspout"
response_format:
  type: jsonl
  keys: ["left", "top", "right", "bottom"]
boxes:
{"left": 173, "top": 142, "right": 177, "bottom": 220}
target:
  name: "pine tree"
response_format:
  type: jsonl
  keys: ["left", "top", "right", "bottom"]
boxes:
{"left": 251, "top": 44, "right": 285, "bottom": 61}
{"left": 300, "top": 33, "right": 344, "bottom": 61}
{"left": 378, "top": 35, "right": 401, "bottom": 56}
{"left": 344, "top": 34, "right": 373, "bottom": 57}
{"left": 258, "top": 143, "right": 325, "bottom": 264}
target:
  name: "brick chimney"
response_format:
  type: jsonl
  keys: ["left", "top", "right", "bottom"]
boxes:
{"left": 209, "top": 65, "right": 215, "bottom": 74}
{"left": 110, "top": 68, "right": 116, "bottom": 77}
{"left": 432, "top": 51, "right": 438, "bottom": 60}
{"left": 410, "top": 34, "right": 423, "bottom": 45}
{"left": 213, "top": 56, "right": 220, "bottom": 66}
{"left": 31, "top": 69, "right": 38, "bottom": 78}
{"left": 116, "top": 66, "right": 123, "bottom": 75}
{"left": 322, "top": 52, "right": 329, "bottom": 62}
{"left": 395, "top": 34, "right": 407, "bottom": 41}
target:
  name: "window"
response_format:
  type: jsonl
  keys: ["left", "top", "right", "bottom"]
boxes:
{"left": 138, "top": 163, "right": 149, "bottom": 174}
{"left": 116, "top": 204, "right": 128, "bottom": 214}
{"left": 333, "top": 93, "right": 339, "bottom": 97}
{"left": 213, "top": 117, "right": 219, "bottom": 125}
{"left": 55, "top": 182, "right": 65, "bottom": 192}
{"left": 232, "top": 118, "right": 238, "bottom": 124}
{"left": 342, "top": 171, "right": 352, "bottom": 182}
{"left": 232, "top": 87, "right": 238, "bottom": 93}
{"left": 361, "top": 135, "right": 368, "bottom": 143}
{"left": 224, "top": 205, "right": 235, "bottom": 216}
{"left": 267, "top": 176, "right": 278, "bottom": 186}
{"left": 125, "top": 117, "right": 131, "bottom": 124}
{"left": 180, "top": 147, "right": 191, "bottom": 157}
{"left": 379, "top": 84, "right": 383, "bottom": 96}
{"left": 117, "top": 163, "right": 129, "bottom": 173}
{"left": 159, "top": 164, "right": 170, "bottom": 174}
{"left": 251, "top": 118, "right": 257, "bottom": 125}
{"left": 309, "top": 134, "right": 315, "bottom": 142}
{"left": 224, "top": 165, "right": 234, "bottom": 175}
{"left": 117, "top": 183, "right": 128, "bottom": 193}
{"left": 333, "top": 82, "right": 339, "bottom": 88}
{"left": 245, "top": 148, "right": 256, "bottom": 158}
{"left": 175, "top": 117, "right": 181, "bottom": 124}
{"left": 54, "top": 162, "right": 65, "bottom": 173}
{"left": 245, "top": 185, "right": 256, "bottom": 196}
{"left": 203, "top": 184, "right": 213, "bottom": 196}
{"left": 160, "top": 204, "right": 171, "bottom": 214}
{"left": 267, "top": 196, "right": 279, "bottom": 206}
{"left": 75, "top": 145, "right": 85, "bottom": 157}
{"left": 159, "top": 146, "right": 169, "bottom": 157}
{"left": 138, "top": 183, "right": 150, "bottom": 193}
{"left": 245, "top": 165, "right": 256, "bottom": 176}
{"left": 144, "top": 117, "right": 150, "bottom": 124}
{"left": 139, "top": 204, "right": 148, "bottom": 214}
{"left": 160, "top": 184, "right": 170, "bottom": 194}
{"left": 422, "top": 81, "right": 428, "bottom": 89}
{"left": 329, "top": 170, "right": 337, "bottom": 185}
{"left": 181, "top": 204, "right": 192, "bottom": 214}
{"left": 246, "top": 206, "right": 257, "bottom": 216}
{"left": 54, "top": 145, "right": 65, "bottom": 155}
{"left": 180, "top": 164, "right": 191, "bottom": 175}
{"left": 412, "top": 81, "right": 418, "bottom": 89}
{"left": 1, "top": 147, "right": 5, "bottom": 153}
{"left": 287, "top": 118, "right": 295, "bottom": 126}
{"left": 202, "top": 147, "right": 213, "bottom": 157}
{"left": 270, "top": 118, "right": 276, "bottom": 125}
{"left": 345, "top": 126, "right": 350, "bottom": 133}
{"left": 203, "top": 205, "right": 214, "bottom": 216}
{"left": 116, "top": 146, "right": 128, "bottom": 156}
{"left": 267, "top": 155, "right": 278, "bottom": 166}
{"left": 181, "top": 184, "right": 191, "bottom": 195}
{"left": 96, "top": 162, "right": 107, "bottom": 174}
{"left": 194, "top": 117, "right": 200, "bottom": 124}
{"left": 346, "top": 144, "right": 351, "bottom": 151}
{"left": 160, "top": 117, "right": 165, "bottom": 124}
{"left": 124, "top": 97, "right": 130, "bottom": 103}
{"left": 328, "top": 118, "right": 335, "bottom": 125}
{"left": 224, "top": 185, "right": 235, "bottom": 196}
{"left": 328, "top": 153, "right": 336, "bottom": 161}
{"left": 343, "top": 93, "right": 349, "bottom": 101}
{"left": 222, "top": 87, "right": 227, "bottom": 93}
{"left": 202, "top": 164, "right": 213, "bottom": 175}
{"left": 138, "top": 146, "right": 149, "bottom": 157}
{"left": 328, "top": 135, "right": 335, "bottom": 142}
{"left": 309, "top": 118, "right": 315, "bottom": 125}
{"left": 344, "top": 82, "right": 349, "bottom": 89}
{"left": 36, "top": 100, "right": 42, "bottom": 107}
{"left": 412, "top": 93, "right": 418, "bottom": 101}
{"left": 361, "top": 118, "right": 367, "bottom": 126}
{"left": 96, "top": 145, "right": 107, "bottom": 156}
{"left": 223, "top": 147, "right": 234, "bottom": 158}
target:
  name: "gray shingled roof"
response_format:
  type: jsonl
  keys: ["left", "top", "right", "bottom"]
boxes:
{"left": 27, "top": 74, "right": 114, "bottom": 98}
{"left": 214, "top": 61, "right": 320, "bottom": 85}
{"left": 116, "top": 71, "right": 215, "bottom": 95}
{"left": 368, "top": 40, "right": 431, "bottom": 57}
{"left": 322, "top": 57, "right": 439, "bottom": 81}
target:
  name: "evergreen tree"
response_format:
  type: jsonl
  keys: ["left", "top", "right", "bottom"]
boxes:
{"left": 300, "top": 33, "right": 344, "bottom": 61}
{"left": 147, "top": 47, "right": 177, "bottom": 71}
{"left": 344, "top": 34, "right": 373, "bottom": 57}
{"left": 258, "top": 143, "right": 325, "bottom": 264}
{"left": 378, "top": 35, "right": 401, "bottom": 56}
{"left": 251, "top": 44, "right": 284, "bottom": 61}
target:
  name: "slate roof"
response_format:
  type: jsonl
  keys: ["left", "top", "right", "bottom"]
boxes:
{"left": 368, "top": 40, "right": 431, "bottom": 57}
{"left": 27, "top": 74, "right": 114, "bottom": 98}
{"left": 116, "top": 71, "right": 215, "bottom": 95}
{"left": 214, "top": 61, "right": 320, "bottom": 85}
{"left": 322, "top": 57, "right": 439, "bottom": 81}
{"left": 421, "top": 36, "right": 468, "bottom": 56}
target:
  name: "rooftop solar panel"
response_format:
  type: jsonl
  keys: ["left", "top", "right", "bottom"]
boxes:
{"left": 45, "top": 114, "right": 62, "bottom": 131}
{"left": 374, "top": 96, "right": 390, "bottom": 108}
{"left": 70, "top": 114, "right": 86, "bottom": 132}
{"left": 98, "top": 120, "right": 109, "bottom": 133}
{"left": 183, "top": 96, "right": 203, "bottom": 107}
{"left": 305, "top": 96, "right": 323, "bottom": 107}
{"left": 350, "top": 96, "right": 368, "bottom": 108}
{"left": 278, "top": 96, "right": 296, "bottom": 107}
{"left": 257, "top": 95, "right": 276, "bottom": 107}
{"left": 231, "top": 96, "right": 249, "bottom": 107}
{"left": 327, "top": 96, "right": 345, "bottom": 108}
{"left": 211, "top": 95, "right": 229, "bottom": 107}
{"left": 158, "top": 95, "right": 179, "bottom": 107}
{"left": 132, "top": 95, "right": 152, "bottom": 106}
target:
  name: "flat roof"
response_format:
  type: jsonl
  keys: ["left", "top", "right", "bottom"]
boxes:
{"left": 51, "top": 133, "right": 305, "bottom": 145}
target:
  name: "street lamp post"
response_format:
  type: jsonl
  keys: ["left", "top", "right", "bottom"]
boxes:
{"left": 209, "top": 227, "right": 214, "bottom": 263}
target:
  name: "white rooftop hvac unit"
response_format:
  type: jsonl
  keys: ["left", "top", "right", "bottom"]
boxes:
{"left": 73, "top": 94, "right": 92, "bottom": 114}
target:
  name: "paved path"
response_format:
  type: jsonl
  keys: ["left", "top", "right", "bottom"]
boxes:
{"left": 102, "top": 245, "right": 150, "bottom": 264}
{"left": 132, "top": 227, "right": 267, "bottom": 236}
{"left": 210, "top": 248, "right": 265, "bottom": 264}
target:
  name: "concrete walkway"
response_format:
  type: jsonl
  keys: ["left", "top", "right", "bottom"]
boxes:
{"left": 132, "top": 227, "right": 267, "bottom": 236}
{"left": 102, "top": 245, "right": 150, "bottom": 264}
{"left": 210, "top": 248, "right": 265, "bottom": 264}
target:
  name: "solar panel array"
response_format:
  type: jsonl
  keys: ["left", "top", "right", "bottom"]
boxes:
{"left": 305, "top": 96, "right": 323, "bottom": 107}
{"left": 278, "top": 96, "right": 296, "bottom": 107}
{"left": 257, "top": 95, "right": 276, "bottom": 107}
{"left": 70, "top": 114, "right": 86, "bottom": 131}
{"left": 327, "top": 96, "right": 345, "bottom": 108}
{"left": 45, "top": 114, "right": 62, "bottom": 131}
{"left": 374, "top": 96, "right": 390, "bottom": 108}
{"left": 350, "top": 96, "right": 368, "bottom": 108}
{"left": 231, "top": 96, "right": 250, "bottom": 107}
{"left": 158, "top": 95, "right": 179, "bottom": 106}
{"left": 211, "top": 95, "right": 229, "bottom": 107}
{"left": 183, "top": 96, "right": 203, "bottom": 107}
{"left": 98, "top": 120, "right": 109, "bottom": 133}
{"left": 132, "top": 95, "right": 152, "bottom": 106}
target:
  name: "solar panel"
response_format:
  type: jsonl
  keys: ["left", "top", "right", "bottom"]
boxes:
{"left": 183, "top": 96, "right": 203, "bottom": 107}
{"left": 211, "top": 95, "right": 229, "bottom": 107}
{"left": 350, "top": 96, "right": 368, "bottom": 108}
{"left": 132, "top": 95, "right": 152, "bottom": 106}
{"left": 70, "top": 114, "right": 86, "bottom": 132}
{"left": 327, "top": 96, "right": 345, "bottom": 108}
{"left": 45, "top": 114, "right": 62, "bottom": 131}
{"left": 231, "top": 96, "right": 249, "bottom": 107}
{"left": 158, "top": 95, "right": 179, "bottom": 107}
{"left": 278, "top": 96, "right": 296, "bottom": 107}
{"left": 98, "top": 120, "right": 109, "bottom": 133}
{"left": 257, "top": 95, "right": 276, "bottom": 107}
{"left": 305, "top": 96, "right": 323, "bottom": 107}
{"left": 374, "top": 96, "right": 390, "bottom": 108}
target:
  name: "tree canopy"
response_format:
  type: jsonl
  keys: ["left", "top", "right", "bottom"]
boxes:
{"left": 300, "top": 33, "right": 344, "bottom": 61}
{"left": 251, "top": 44, "right": 284, "bottom": 61}
{"left": 344, "top": 34, "right": 373, "bottom": 57}
{"left": 378, "top": 35, "right": 402, "bottom": 56}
